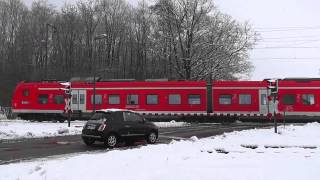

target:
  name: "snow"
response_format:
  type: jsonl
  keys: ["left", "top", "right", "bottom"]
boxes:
{"left": 1, "top": 123, "right": 320, "bottom": 180}
{"left": 154, "top": 120, "right": 190, "bottom": 128}
{"left": 0, "top": 120, "right": 84, "bottom": 140}
{"left": 0, "top": 119, "right": 189, "bottom": 140}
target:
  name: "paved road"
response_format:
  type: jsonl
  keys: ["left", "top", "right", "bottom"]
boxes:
{"left": 0, "top": 123, "right": 270, "bottom": 164}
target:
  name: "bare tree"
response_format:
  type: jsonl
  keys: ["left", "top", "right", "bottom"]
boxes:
{"left": 151, "top": 0, "right": 256, "bottom": 80}
{"left": 0, "top": 0, "right": 257, "bottom": 106}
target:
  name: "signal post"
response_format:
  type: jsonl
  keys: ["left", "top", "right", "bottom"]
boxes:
{"left": 60, "top": 82, "right": 72, "bottom": 127}
{"left": 267, "top": 79, "right": 279, "bottom": 133}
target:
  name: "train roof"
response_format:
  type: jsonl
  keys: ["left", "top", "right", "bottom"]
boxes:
{"left": 15, "top": 78, "right": 320, "bottom": 89}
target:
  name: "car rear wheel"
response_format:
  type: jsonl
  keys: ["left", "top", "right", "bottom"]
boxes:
{"left": 82, "top": 137, "right": 95, "bottom": 146}
{"left": 105, "top": 134, "right": 118, "bottom": 148}
{"left": 146, "top": 131, "right": 157, "bottom": 144}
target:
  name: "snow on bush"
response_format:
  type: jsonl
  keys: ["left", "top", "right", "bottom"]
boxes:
{"left": 154, "top": 120, "right": 190, "bottom": 128}
{"left": 0, "top": 120, "right": 84, "bottom": 140}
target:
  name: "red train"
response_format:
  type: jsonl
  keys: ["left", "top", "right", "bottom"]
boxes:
{"left": 11, "top": 78, "right": 320, "bottom": 121}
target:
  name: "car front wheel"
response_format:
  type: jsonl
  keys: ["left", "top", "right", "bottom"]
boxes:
{"left": 105, "top": 134, "right": 118, "bottom": 148}
{"left": 146, "top": 131, "right": 157, "bottom": 144}
{"left": 82, "top": 137, "right": 95, "bottom": 146}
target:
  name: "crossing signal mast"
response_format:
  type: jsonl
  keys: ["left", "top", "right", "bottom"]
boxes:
{"left": 267, "top": 79, "right": 279, "bottom": 133}
{"left": 60, "top": 82, "right": 72, "bottom": 127}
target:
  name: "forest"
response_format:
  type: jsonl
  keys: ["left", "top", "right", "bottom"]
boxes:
{"left": 0, "top": 0, "right": 257, "bottom": 105}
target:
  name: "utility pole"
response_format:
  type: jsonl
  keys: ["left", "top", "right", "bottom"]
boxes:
{"left": 92, "top": 34, "right": 107, "bottom": 113}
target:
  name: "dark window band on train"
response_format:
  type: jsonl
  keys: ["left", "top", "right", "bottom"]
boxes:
{"left": 283, "top": 94, "right": 296, "bottom": 105}
{"left": 239, "top": 94, "right": 252, "bottom": 105}
{"left": 127, "top": 95, "right": 139, "bottom": 105}
{"left": 219, "top": 95, "right": 232, "bottom": 105}
{"left": 108, "top": 95, "right": 120, "bottom": 105}
{"left": 91, "top": 95, "right": 102, "bottom": 105}
{"left": 261, "top": 94, "right": 267, "bottom": 105}
{"left": 169, "top": 94, "right": 181, "bottom": 105}
{"left": 302, "top": 94, "right": 315, "bottom": 105}
{"left": 188, "top": 95, "right": 201, "bottom": 105}
{"left": 54, "top": 95, "right": 65, "bottom": 104}
{"left": 23, "top": 89, "right": 29, "bottom": 97}
{"left": 147, "top": 95, "right": 158, "bottom": 105}
{"left": 38, "top": 94, "right": 48, "bottom": 104}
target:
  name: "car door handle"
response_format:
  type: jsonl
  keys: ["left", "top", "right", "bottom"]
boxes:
{"left": 125, "top": 125, "right": 131, "bottom": 128}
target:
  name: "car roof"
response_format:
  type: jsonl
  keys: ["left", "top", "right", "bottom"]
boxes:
{"left": 96, "top": 109, "right": 136, "bottom": 113}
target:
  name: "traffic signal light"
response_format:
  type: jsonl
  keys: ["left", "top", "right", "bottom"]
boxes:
{"left": 65, "top": 85, "right": 71, "bottom": 95}
{"left": 59, "top": 82, "right": 71, "bottom": 95}
{"left": 267, "top": 79, "right": 278, "bottom": 95}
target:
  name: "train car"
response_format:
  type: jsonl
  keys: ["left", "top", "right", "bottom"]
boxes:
{"left": 212, "top": 80, "right": 268, "bottom": 120}
{"left": 11, "top": 80, "right": 207, "bottom": 121}
{"left": 277, "top": 78, "right": 320, "bottom": 120}
{"left": 11, "top": 81, "right": 67, "bottom": 120}
{"left": 10, "top": 78, "right": 320, "bottom": 121}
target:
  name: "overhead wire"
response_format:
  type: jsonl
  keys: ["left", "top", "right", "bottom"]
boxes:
{"left": 250, "top": 26, "right": 320, "bottom": 62}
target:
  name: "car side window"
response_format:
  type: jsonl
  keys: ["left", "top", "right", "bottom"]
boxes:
{"left": 112, "top": 112, "right": 124, "bottom": 121}
{"left": 123, "top": 112, "right": 143, "bottom": 122}
{"left": 91, "top": 112, "right": 113, "bottom": 121}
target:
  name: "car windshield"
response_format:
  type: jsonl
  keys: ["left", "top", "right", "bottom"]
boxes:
{"left": 89, "top": 112, "right": 112, "bottom": 122}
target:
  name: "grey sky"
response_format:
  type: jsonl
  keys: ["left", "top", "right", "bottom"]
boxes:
{"left": 214, "top": 0, "right": 320, "bottom": 80}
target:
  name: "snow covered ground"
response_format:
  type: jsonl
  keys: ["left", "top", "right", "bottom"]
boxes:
{"left": 1, "top": 123, "right": 320, "bottom": 180}
{"left": 0, "top": 119, "right": 189, "bottom": 140}
{"left": 0, "top": 120, "right": 84, "bottom": 140}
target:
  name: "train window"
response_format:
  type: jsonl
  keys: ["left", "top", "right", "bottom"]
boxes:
{"left": 38, "top": 94, "right": 48, "bottom": 104}
{"left": 219, "top": 95, "right": 232, "bottom": 105}
{"left": 147, "top": 95, "right": 158, "bottom": 105}
{"left": 72, "top": 94, "right": 78, "bottom": 104}
{"left": 79, "top": 94, "right": 85, "bottom": 104}
{"left": 282, "top": 94, "right": 295, "bottom": 105}
{"left": 261, "top": 94, "right": 267, "bottom": 105}
{"left": 108, "top": 95, "right": 120, "bottom": 105}
{"left": 239, "top": 94, "right": 251, "bottom": 105}
{"left": 188, "top": 95, "right": 201, "bottom": 105}
{"left": 23, "top": 89, "right": 29, "bottom": 96}
{"left": 302, "top": 94, "right": 315, "bottom": 105}
{"left": 169, "top": 94, "right": 181, "bottom": 105}
{"left": 91, "top": 95, "right": 102, "bottom": 104}
{"left": 127, "top": 95, "right": 139, "bottom": 105}
{"left": 54, "top": 95, "right": 65, "bottom": 104}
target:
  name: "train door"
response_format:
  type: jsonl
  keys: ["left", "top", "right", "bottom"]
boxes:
{"left": 259, "top": 89, "right": 269, "bottom": 114}
{"left": 71, "top": 90, "right": 87, "bottom": 112}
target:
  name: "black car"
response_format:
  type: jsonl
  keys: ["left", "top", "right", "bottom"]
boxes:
{"left": 82, "top": 109, "right": 158, "bottom": 147}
